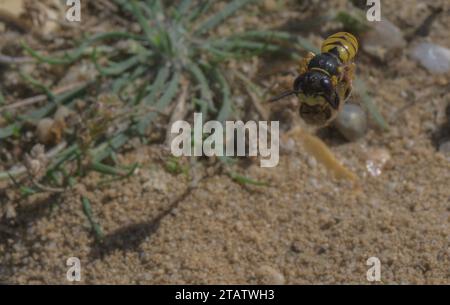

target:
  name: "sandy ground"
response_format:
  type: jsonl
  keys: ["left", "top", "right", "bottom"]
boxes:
{"left": 1, "top": 0, "right": 449, "bottom": 284}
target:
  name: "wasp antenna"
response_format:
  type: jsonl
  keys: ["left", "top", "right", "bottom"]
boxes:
{"left": 267, "top": 90, "right": 297, "bottom": 103}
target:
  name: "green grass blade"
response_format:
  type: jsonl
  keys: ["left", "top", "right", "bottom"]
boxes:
{"left": 0, "top": 123, "right": 19, "bottom": 139}
{"left": 20, "top": 186, "right": 39, "bottom": 196}
{"left": 90, "top": 162, "right": 129, "bottom": 176}
{"left": 92, "top": 51, "right": 141, "bottom": 76}
{"left": 354, "top": 78, "right": 389, "bottom": 131}
{"left": 192, "top": 97, "right": 209, "bottom": 117}
{"left": 46, "top": 144, "right": 80, "bottom": 172}
{"left": 112, "top": 66, "right": 146, "bottom": 95}
{"left": 22, "top": 42, "right": 73, "bottom": 65}
{"left": 201, "top": 45, "right": 241, "bottom": 61}
{"left": 141, "top": 65, "right": 171, "bottom": 106}
{"left": 91, "top": 133, "right": 130, "bottom": 163}
{"left": 136, "top": 69, "right": 179, "bottom": 135}
{"left": 229, "top": 30, "right": 294, "bottom": 44}
{"left": 335, "top": 10, "right": 371, "bottom": 35}
{"left": 145, "top": 0, "right": 164, "bottom": 13}
{"left": 19, "top": 81, "right": 90, "bottom": 122}
{"left": 155, "top": 71, "right": 181, "bottom": 109}
{"left": 188, "top": 0, "right": 213, "bottom": 23}
{"left": 81, "top": 196, "right": 104, "bottom": 242}
{"left": 209, "top": 39, "right": 280, "bottom": 53}
{"left": 186, "top": 63, "right": 216, "bottom": 112}
{"left": 20, "top": 72, "right": 55, "bottom": 100}
{"left": 176, "top": 0, "right": 192, "bottom": 15}
{"left": 130, "top": 0, "right": 160, "bottom": 49}
{"left": 98, "top": 166, "right": 139, "bottom": 186}
{"left": 228, "top": 172, "right": 268, "bottom": 186}
{"left": 111, "top": 0, "right": 132, "bottom": 11}
{"left": 1, "top": 82, "right": 89, "bottom": 140}
{"left": 22, "top": 32, "right": 142, "bottom": 65}
{"left": 195, "top": 0, "right": 256, "bottom": 35}
{"left": 214, "top": 69, "right": 231, "bottom": 122}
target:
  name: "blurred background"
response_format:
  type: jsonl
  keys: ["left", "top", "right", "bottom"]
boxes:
{"left": 0, "top": 0, "right": 449, "bottom": 284}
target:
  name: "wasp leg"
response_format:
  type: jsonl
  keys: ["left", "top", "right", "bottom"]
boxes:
{"left": 282, "top": 122, "right": 358, "bottom": 182}
{"left": 344, "top": 62, "right": 356, "bottom": 83}
{"left": 341, "top": 62, "right": 356, "bottom": 101}
{"left": 298, "top": 52, "right": 315, "bottom": 75}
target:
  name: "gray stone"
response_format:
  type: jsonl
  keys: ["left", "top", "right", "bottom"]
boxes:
{"left": 334, "top": 104, "right": 368, "bottom": 141}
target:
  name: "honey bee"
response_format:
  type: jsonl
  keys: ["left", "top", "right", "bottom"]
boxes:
{"left": 269, "top": 32, "right": 359, "bottom": 126}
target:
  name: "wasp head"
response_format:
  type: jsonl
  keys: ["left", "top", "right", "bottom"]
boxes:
{"left": 293, "top": 71, "right": 339, "bottom": 109}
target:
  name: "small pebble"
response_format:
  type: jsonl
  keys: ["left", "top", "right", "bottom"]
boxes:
{"left": 410, "top": 43, "right": 450, "bottom": 74}
{"left": 306, "top": 156, "right": 317, "bottom": 168}
{"left": 257, "top": 265, "right": 285, "bottom": 285}
{"left": 362, "top": 19, "right": 406, "bottom": 60}
{"left": 366, "top": 148, "right": 391, "bottom": 177}
{"left": 291, "top": 242, "right": 302, "bottom": 253}
{"left": 53, "top": 106, "right": 71, "bottom": 124}
{"left": 36, "top": 118, "right": 55, "bottom": 144}
{"left": 280, "top": 137, "right": 296, "bottom": 154}
{"left": 5, "top": 203, "right": 17, "bottom": 219}
{"left": 334, "top": 104, "right": 367, "bottom": 141}
{"left": 262, "top": 0, "right": 277, "bottom": 11}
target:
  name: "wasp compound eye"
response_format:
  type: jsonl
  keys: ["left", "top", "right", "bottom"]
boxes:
{"left": 320, "top": 78, "right": 333, "bottom": 93}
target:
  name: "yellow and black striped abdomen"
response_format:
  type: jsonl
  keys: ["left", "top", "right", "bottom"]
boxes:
{"left": 321, "top": 32, "right": 358, "bottom": 63}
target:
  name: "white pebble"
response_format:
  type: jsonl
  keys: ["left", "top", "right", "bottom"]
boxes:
{"left": 365, "top": 148, "right": 391, "bottom": 177}
{"left": 410, "top": 43, "right": 450, "bottom": 74}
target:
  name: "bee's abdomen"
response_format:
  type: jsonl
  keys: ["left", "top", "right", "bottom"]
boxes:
{"left": 321, "top": 32, "right": 358, "bottom": 63}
